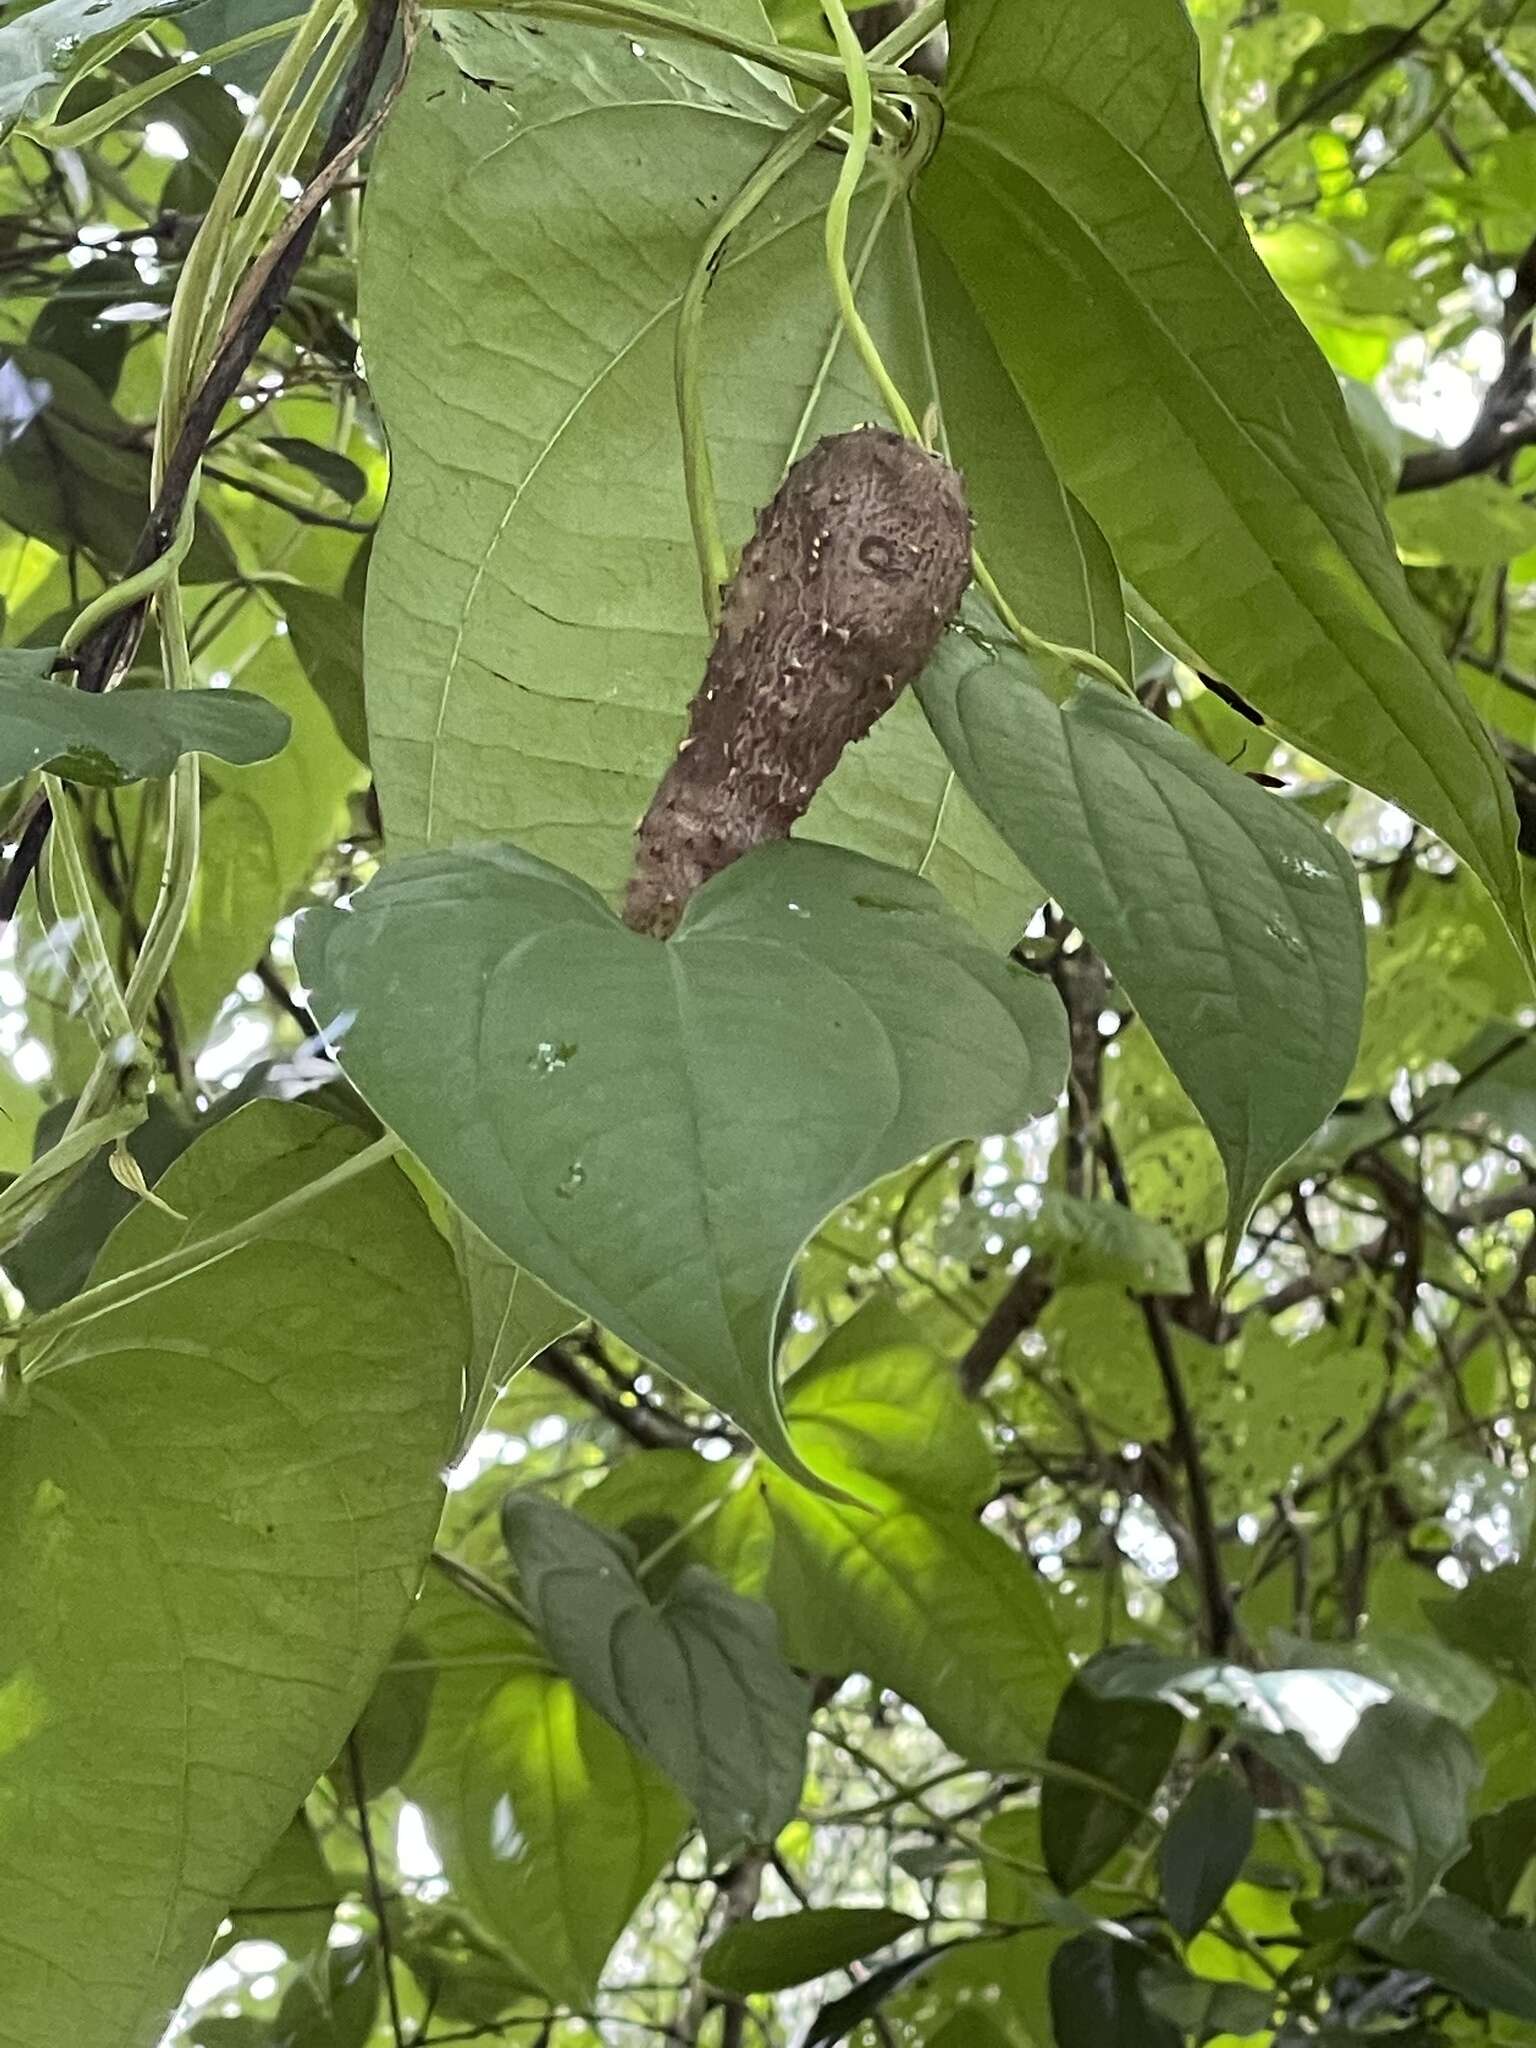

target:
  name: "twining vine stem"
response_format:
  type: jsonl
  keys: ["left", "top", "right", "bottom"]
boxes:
{"left": 0, "top": 0, "right": 409, "bottom": 924}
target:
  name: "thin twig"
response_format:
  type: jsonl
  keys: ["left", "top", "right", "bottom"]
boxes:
{"left": 347, "top": 1733, "right": 408, "bottom": 2048}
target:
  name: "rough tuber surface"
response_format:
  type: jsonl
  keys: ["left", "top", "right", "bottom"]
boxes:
{"left": 625, "top": 424, "right": 973, "bottom": 937}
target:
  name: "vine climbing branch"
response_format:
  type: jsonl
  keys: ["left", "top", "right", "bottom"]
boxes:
{"left": 0, "top": 0, "right": 411, "bottom": 925}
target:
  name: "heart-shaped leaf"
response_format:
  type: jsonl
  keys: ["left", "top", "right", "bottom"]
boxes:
{"left": 0, "top": 646, "right": 290, "bottom": 786}
{"left": 402, "top": 1574, "right": 686, "bottom": 2010}
{"left": 917, "top": 0, "right": 1528, "bottom": 965}
{"left": 921, "top": 632, "right": 1365, "bottom": 1249}
{"left": 501, "top": 1494, "right": 809, "bottom": 1861}
{"left": 296, "top": 838, "right": 1067, "bottom": 1482}
{"left": 0, "top": 1103, "right": 465, "bottom": 2048}
{"left": 359, "top": 37, "right": 1034, "bottom": 943}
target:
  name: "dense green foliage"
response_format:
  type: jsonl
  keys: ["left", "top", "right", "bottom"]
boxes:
{"left": 8, "top": 1, "right": 1536, "bottom": 2044}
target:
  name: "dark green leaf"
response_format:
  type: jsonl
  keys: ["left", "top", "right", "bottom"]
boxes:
{"left": 805, "top": 1945, "right": 955, "bottom": 2047}
{"left": 216, "top": 1811, "right": 339, "bottom": 1965}
{"left": 1277, "top": 26, "right": 1407, "bottom": 123}
{"left": 702, "top": 1908, "right": 920, "bottom": 1996}
{"left": 1141, "top": 1965, "right": 1274, "bottom": 2039}
{"left": 921, "top": 635, "right": 1366, "bottom": 1244}
{"left": 1086, "top": 1650, "right": 1479, "bottom": 1915}
{"left": 1428, "top": 1561, "right": 1536, "bottom": 1691}
{"left": 1445, "top": 1794, "right": 1536, "bottom": 1916}
{"left": 501, "top": 1494, "right": 809, "bottom": 1861}
{"left": 271, "top": 1934, "right": 379, "bottom": 2048}
{"left": 281, "top": 585, "right": 368, "bottom": 764}
{"left": 1049, "top": 1933, "right": 1181, "bottom": 2048}
{"left": 918, "top": 0, "right": 1528, "bottom": 965}
{"left": 1042, "top": 1671, "right": 1181, "bottom": 1892}
{"left": 1361, "top": 1892, "right": 1536, "bottom": 2023}
{"left": 297, "top": 839, "right": 1066, "bottom": 1485}
{"left": 7, "top": 1092, "right": 192, "bottom": 1309}
{"left": 0, "top": 648, "right": 289, "bottom": 786}
{"left": 30, "top": 256, "right": 138, "bottom": 395}
{"left": 261, "top": 434, "right": 368, "bottom": 504}
{"left": 1159, "top": 1767, "right": 1256, "bottom": 1940}
{"left": 0, "top": 348, "right": 233, "bottom": 579}
{"left": 401, "top": 1575, "right": 686, "bottom": 2010}
{"left": 336, "top": 1635, "right": 435, "bottom": 1798}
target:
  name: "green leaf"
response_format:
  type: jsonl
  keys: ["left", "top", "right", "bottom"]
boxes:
{"left": 359, "top": 36, "right": 1032, "bottom": 943}
{"left": 1087, "top": 1649, "right": 1479, "bottom": 1916}
{"left": 0, "top": 0, "right": 191, "bottom": 126}
{"left": 268, "top": 1934, "right": 379, "bottom": 2048}
{"left": 0, "top": 348, "right": 232, "bottom": 579}
{"left": 0, "top": 1102, "right": 465, "bottom": 2048}
{"left": 280, "top": 585, "right": 368, "bottom": 764}
{"left": 336, "top": 1634, "right": 435, "bottom": 1798}
{"left": 393, "top": 1904, "right": 542, "bottom": 2030}
{"left": 444, "top": 1208, "right": 576, "bottom": 1460}
{"left": 1141, "top": 1965, "right": 1274, "bottom": 2040}
{"left": 911, "top": 222, "right": 1129, "bottom": 671}
{"left": 1025, "top": 1191, "right": 1188, "bottom": 1295}
{"left": 500, "top": 1494, "right": 809, "bottom": 1860}
{"left": 217, "top": 1811, "right": 339, "bottom": 1965}
{"left": 1160, "top": 1767, "right": 1256, "bottom": 1940}
{"left": 0, "top": 648, "right": 288, "bottom": 786}
{"left": 702, "top": 1907, "right": 920, "bottom": 1995}
{"left": 297, "top": 838, "right": 1066, "bottom": 1484}
{"left": 1200, "top": 1320, "right": 1389, "bottom": 1517}
{"left": 1429, "top": 1562, "right": 1536, "bottom": 1693}
{"left": 1445, "top": 1794, "right": 1536, "bottom": 1917}
{"left": 805, "top": 1946, "right": 956, "bottom": 2047}
{"left": 402, "top": 1574, "right": 687, "bottom": 2010}
{"left": 780, "top": 1297, "right": 996, "bottom": 1512}
{"left": 918, "top": 0, "right": 1528, "bottom": 965}
{"left": 1360, "top": 1892, "right": 1536, "bottom": 2024}
{"left": 1041, "top": 1673, "right": 1182, "bottom": 1893}
{"left": 1351, "top": 868, "right": 1525, "bottom": 1095}
{"left": 764, "top": 1482, "right": 1070, "bottom": 1765}
{"left": 1276, "top": 25, "right": 1406, "bottom": 122}
{"left": 582, "top": 1449, "right": 775, "bottom": 1601}
{"left": 926, "top": 2015, "right": 1012, "bottom": 2048}
{"left": 1270, "top": 1626, "right": 1498, "bottom": 1730}
{"left": 260, "top": 434, "right": 368, "bottom": 505}
{"left": 1049, "top": 1933, "right": 1181, "bottom": 2048}
{"left": 1391, "top": 477, "right": 1536, "bottom": 569}
{"left": 154, "top": 626, "right": 364, "bottom": 1036}
{"left": 921, "top": 637, "right": 1366, "bottom": 1243}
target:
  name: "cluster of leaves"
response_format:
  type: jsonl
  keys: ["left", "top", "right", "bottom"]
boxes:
{"left": 7, "top": 0, "right": 1536, "bottom": 2045}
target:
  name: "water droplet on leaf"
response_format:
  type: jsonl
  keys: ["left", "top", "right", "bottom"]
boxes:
{"left": 528, "top": 1040, "right": 576, "bottom": 1076}
{"left": 1277, "top": 852, "right": 1332, "bottom": 885}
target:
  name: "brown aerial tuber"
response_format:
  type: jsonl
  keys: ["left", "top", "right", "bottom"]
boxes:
{"left": 624, "top": 424, "right": 973, "bottom": 937}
